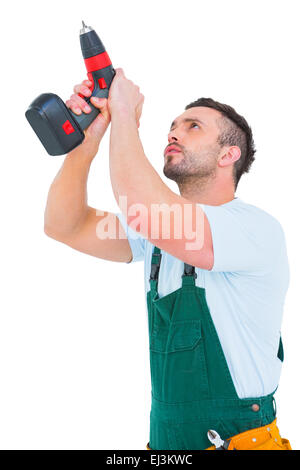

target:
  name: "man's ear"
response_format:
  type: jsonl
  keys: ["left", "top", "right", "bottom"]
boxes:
{"left": 218, "top": 146, "right": 241, "bottom": 168}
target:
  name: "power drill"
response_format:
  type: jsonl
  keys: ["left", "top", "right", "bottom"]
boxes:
{"left": 25, "top": 21, "right": 116, "bottom": 156}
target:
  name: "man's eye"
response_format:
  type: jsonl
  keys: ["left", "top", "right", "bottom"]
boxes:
{"left": 190, "top": 122, "right": 200, "bottom": 128}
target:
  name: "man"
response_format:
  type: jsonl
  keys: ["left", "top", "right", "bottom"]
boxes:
{"left": 44, "top": 68, "right": 291, "bottom": 450}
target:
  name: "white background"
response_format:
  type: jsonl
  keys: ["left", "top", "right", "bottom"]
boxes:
{"left": 1, "top": 0, "right": 299, "bottom": 450}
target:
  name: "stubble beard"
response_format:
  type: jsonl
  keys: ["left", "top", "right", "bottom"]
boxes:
{"left": 163, "top": 144, "right": 220, "bottom": 185}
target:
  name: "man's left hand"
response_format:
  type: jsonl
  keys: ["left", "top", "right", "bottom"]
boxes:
{"left": 108, "top": 68, "right": 144, "bottom": 128}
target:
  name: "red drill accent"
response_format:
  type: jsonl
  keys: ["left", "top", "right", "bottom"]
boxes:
{"left": 98, "top": 77, "right": 107, "bottom": 89}
{"left": 84, "top": 51, "right": 112, "bottom": 72}
{"left": 87, "top": 72, "right": 95, "bottom": 92}
{"left": 62, "top": 120, "right": 75, "bottom": 135}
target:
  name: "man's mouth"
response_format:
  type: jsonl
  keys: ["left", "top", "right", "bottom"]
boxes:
{"left": 165, "top": 145, "right": 182, "bottom": 155}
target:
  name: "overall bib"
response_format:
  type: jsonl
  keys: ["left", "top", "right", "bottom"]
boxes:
{"left": 146, "top": 246, "right": 277, "bottom": 450}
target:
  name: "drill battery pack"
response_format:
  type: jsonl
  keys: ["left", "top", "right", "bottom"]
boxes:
{"left": 26, "top": 93, "right": 85, "bottom": 156}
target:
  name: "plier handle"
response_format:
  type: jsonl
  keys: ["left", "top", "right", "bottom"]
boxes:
{"left": 207, "top": 429, "right": 234, "bottom": 450}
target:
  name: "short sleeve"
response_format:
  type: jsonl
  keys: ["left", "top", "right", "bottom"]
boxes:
{"left": 199, "top": 200, "right": 286, "bottom": 273}
{"left": 116, "top": 212, "right": 146, "bottom": 263}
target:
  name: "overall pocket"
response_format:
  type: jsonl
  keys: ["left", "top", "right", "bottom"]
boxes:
{"left": 149, "top": 318, "right": 210, "bottom": 403}
{"left": 150, "top": 320, "right": 202, "bottom": 353}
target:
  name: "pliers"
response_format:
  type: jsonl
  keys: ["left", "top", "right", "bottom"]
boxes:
{"left": 207, "top": 429, "right": 235, "bottom": 450}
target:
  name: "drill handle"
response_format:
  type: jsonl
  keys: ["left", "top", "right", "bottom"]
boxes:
{"left": 70, "top": 65, "right": 115, "bottom": 131}
{"left": 69, "top": 86, "right": 109, "bottom": 130}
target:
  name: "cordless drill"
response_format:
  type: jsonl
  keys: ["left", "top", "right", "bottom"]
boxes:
{"left": 25, "top": 21, "right": 116, "bottom": 156}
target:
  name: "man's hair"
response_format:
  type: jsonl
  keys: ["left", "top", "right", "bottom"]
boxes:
{"left": 185, "top": 98, "right": 256, "bottom": 188}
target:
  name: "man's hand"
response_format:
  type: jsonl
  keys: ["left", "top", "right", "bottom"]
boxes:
{"left": 66, "top": 79, "right": 111, "bottom": 153}
{"left": 108, "top": 68, "right": 144, "bottom": 127}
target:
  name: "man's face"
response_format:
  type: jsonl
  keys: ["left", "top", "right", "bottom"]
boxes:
{"left": 163, "top": 106, "right": 223, "bottom": 183}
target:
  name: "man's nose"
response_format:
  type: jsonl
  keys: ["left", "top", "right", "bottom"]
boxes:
{"left": 168, "top": 129, "right": 179, "bottom": 143}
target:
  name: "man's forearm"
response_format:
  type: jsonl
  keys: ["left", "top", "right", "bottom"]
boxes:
{"left": 109, "top": 111, "right": 172, "bottom": 213}
{"left": 44, "top": 142, "right": 98, "bottom": 237}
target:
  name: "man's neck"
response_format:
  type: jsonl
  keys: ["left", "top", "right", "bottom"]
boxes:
{"left": 177, "top": 175, "right": 235, "bottom": 206}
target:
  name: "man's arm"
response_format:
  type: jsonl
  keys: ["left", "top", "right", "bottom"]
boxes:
{"left": 44, "top": 144, "right": 132, "bottom": 263}
{"left": 108, "top": 69, "right": 213, "bottom": 269}
{"left": 44, "top": 80, "right": 133, "bottom": 264}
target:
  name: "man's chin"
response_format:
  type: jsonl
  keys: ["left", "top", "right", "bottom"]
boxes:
{"left": 163, "top": 166, "right": 180, "bottom": 181}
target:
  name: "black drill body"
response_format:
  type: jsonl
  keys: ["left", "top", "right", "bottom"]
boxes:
{"left": 25, "top": 22, "right": 115, "bottom": 156}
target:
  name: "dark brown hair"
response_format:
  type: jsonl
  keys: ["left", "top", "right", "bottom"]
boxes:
{"left": 185, "top": 98, "right": 256, "bottom": 188}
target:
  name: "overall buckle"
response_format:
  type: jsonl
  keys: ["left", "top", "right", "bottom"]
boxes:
{"left": 181, "top": 272, "right": 198, "bottom": 279}
{"left": 182, "top": 263, "right": 197, "bottom": 279}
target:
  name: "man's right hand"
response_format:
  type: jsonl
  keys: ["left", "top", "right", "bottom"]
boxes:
{"left": 66, "top": 79, "right": 111, "bottom": 151}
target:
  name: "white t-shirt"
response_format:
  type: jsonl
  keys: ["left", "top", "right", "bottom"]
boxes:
{"left": 116, "top": 197, "right": 290, "bottom": 399}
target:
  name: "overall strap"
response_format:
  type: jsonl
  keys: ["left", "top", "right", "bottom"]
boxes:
{"left": 149, "top": 246, "right": 162, "bottom": 291}
{"left": 149, "top": 245, "right": 197, "bottom": 290}
{"left": 182, "top": 262, "right": 197, "bottom": 286}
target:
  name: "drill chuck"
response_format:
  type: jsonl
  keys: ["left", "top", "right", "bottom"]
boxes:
{"left": 80, "top": 21, "right": 106, "bottom": 59}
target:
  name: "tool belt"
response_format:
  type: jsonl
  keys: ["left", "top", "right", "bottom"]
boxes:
{"left": 146, "top": 419, "right": 292, "bottom": 451}
{"left": 207, "top": 419, "right": 291, "bottom": 450}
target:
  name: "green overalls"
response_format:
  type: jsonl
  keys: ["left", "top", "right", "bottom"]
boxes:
{"left": 147, "top": 246, "right": 276, "bottom": 450}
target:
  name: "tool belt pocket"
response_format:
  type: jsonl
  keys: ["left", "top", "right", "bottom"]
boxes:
{"left": 150, "top": 320, "right": 202, "bottom": 353}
